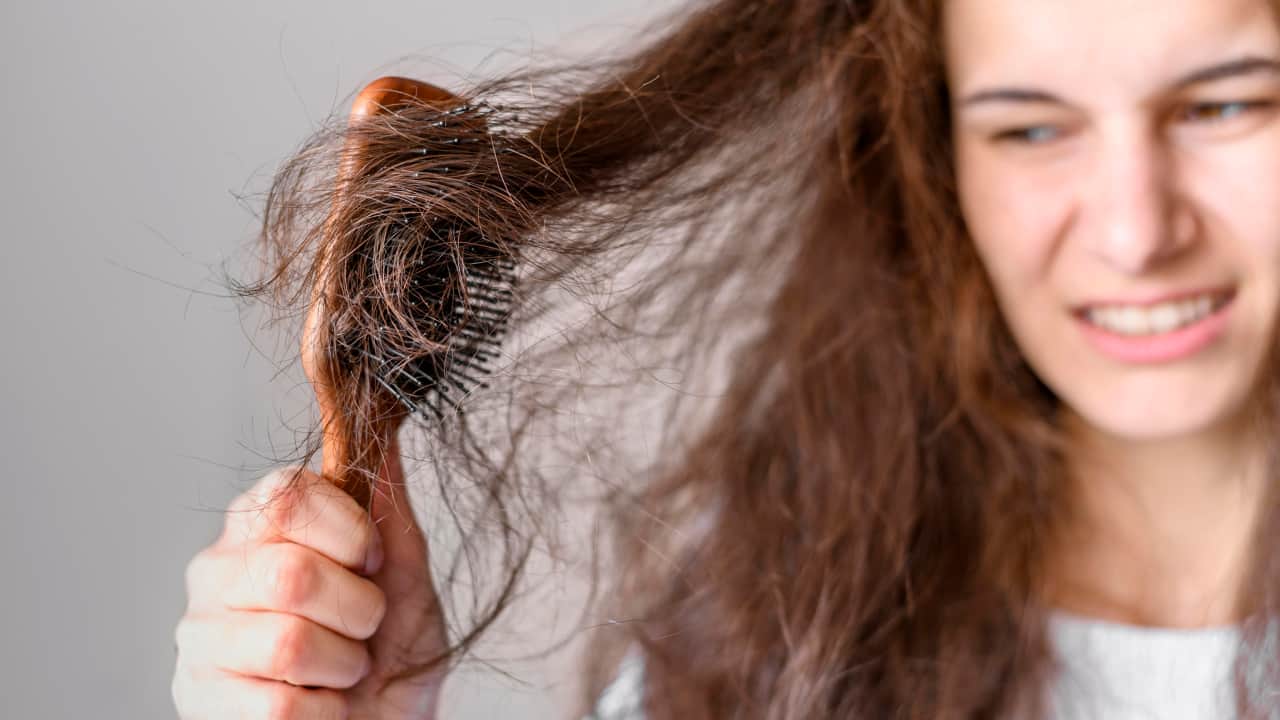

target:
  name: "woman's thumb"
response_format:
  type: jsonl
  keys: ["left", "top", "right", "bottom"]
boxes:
{"left": 366, "top": 432, "right": 431, "bottom": 579}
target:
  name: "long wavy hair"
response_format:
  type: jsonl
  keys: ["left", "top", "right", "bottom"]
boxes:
{"left": 241, "top": 0, "right": 1280, "bottom": 717}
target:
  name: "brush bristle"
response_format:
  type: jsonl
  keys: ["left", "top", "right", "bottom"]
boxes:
{"left": 332, "top": 100, "right": 519, "bottom": 423}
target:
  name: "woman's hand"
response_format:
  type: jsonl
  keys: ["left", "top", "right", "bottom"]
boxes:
{"left": 172, "top": 445, "right": 450, "bottom": 719}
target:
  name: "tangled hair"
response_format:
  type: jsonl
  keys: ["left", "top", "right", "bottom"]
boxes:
{"left": 241, "top": 0, "right": 1280, "bottom": 717}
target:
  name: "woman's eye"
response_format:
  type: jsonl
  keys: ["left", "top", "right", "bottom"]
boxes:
{"left": 991, "top": 125, "right": 1061, "bottom": 145}
{"left": 1179, "top": 100, "right": 1273, "bottom": 123}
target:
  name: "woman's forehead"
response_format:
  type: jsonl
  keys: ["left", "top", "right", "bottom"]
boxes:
{"left": 942, "top": 0, "right": 1280, "bottom": 101}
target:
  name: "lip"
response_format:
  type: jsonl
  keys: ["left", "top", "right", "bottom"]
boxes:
{"left": 1073, "top": 288, "right": 1235, "bottom": 364}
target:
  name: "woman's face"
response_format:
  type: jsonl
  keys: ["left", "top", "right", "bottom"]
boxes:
{"left": 946, "top": 0, "right": 1280, "bottom": 441}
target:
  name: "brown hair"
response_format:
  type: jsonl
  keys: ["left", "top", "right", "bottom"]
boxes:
{"left": 240, "top": 0, "right": 1280, "bottom": 717}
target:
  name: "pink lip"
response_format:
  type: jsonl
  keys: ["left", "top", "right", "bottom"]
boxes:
{"left": 1075, "top": 292, "right": 1233, "bottom": 364}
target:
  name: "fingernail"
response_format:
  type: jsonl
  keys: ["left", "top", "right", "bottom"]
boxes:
{"left": 365, "top": 527, "right": 384, "bottom": 575}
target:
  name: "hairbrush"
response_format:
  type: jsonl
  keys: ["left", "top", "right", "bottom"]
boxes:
{"left": 301, "top": 76, "right": 518, "bottom": 511}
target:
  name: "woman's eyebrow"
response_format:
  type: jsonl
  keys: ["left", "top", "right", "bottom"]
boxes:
{"left": 957, "top": 54, "right": 1280, "bottom": 109}
{"left": 1169, "top": 54, "right": 1280, "bottom": 89}
{"left": 958, "top": 88, "right": 1064, "bottom": 109}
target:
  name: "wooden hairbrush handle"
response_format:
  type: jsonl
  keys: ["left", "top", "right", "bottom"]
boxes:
{"left": 301, "top": 76, "right": 466, "bottom": 510}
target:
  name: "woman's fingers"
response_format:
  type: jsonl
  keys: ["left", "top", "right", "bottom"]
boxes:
{"left": 174, "top": 465, "right": 399, "bottom": 718}
{"left": 186, "top": 541, "right": 387, "bottom": 640}
{"left": 220, "top": 466, "right": 382, "bottom": 575}
{"left": 172, "top": 663, "right": 350, "bottom": 720}
{"left": 176, "top": 610, "right": 371, "bottom": 690}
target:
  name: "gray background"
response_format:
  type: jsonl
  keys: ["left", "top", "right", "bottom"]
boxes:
{"left": 0, "top": 1, "right": 679, "bottom": 717}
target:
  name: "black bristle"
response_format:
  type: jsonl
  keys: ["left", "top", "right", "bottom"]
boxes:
{"left": 335, "top": 99, "right": 518, "bottom": 424}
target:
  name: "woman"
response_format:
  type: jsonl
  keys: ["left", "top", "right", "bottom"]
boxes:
{"left": 172, "top": 0, "right": 1280, "bottom": 717}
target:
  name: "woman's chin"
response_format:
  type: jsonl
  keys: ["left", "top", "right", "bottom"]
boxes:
{"left": 1059, "top": 383, "right": 1251, "bottom": 445}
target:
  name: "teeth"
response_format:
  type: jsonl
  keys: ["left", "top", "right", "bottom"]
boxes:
{"left": 1085, "top": 293, "right": 1221, "bottom": 336}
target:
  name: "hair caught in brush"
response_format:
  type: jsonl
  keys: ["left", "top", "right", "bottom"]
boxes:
{"left": 307, "top": 94, "right": 524, "bottom": 512}
{"left": 237, "top": 0, "right": 1280, "bottom": 718}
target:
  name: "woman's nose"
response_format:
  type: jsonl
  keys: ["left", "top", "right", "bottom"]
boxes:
{"left": 1086, "top": 130, "right": 1197, "bottom": 274}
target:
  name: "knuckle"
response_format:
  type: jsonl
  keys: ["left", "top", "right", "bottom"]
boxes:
{"left": 182, "top": 550, "right": 208, "bottom": 597}
{"left": 266, "top": 545, "right": 316, "bottom": 610}
{"left": 267, "top": 616, "right": 311, "bottom": 682}
{"left": 172, "top": 618, "right": 192, "bottom": 657}
{"left": 262, "top": 685, "right": 305, "bottom": 720}
{"left": 226, "top": 468, "right": 311, "bottom": 539}
{"left": 170, "top": 667, "right": 192, "bottom": 718}
{"left": 224, "top": 496, "right": 271, "bottom": 544}
{"left": 231, "top": 478, "right": 279, "bottom": 518}
{"left": 173, "top": 615, "right": 189, "bottom": 643}
{"left": 259, "top": 488, "right": 301, "bottom": 535}
{"left": 259, "top": 466, "right": 308, "bottom": 495}
{"left": 225, "top": 487, "right": 258, "bottom": 516}
{"left": 184, "top": 547, "right": 225, "bottom": 605}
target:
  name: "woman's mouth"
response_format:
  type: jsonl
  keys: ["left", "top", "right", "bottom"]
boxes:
{"left": 1073, "top": 287, "right": 1235, "bottom": 363}
{"left": 1080, "top": 289, "right": 1234, "bottom": 336}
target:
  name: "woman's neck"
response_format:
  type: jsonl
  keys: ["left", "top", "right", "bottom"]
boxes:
{"left": 1044, "top": 410, "right": 1269, "bottom": 629}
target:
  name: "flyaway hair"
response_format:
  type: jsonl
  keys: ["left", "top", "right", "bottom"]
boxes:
{"left": 238, "top": 0, "right": 1280, "bottom": 717}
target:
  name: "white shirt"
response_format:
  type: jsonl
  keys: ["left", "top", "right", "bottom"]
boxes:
{"left": 586, "top": 612, "right": 1260, "bottom": 719}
